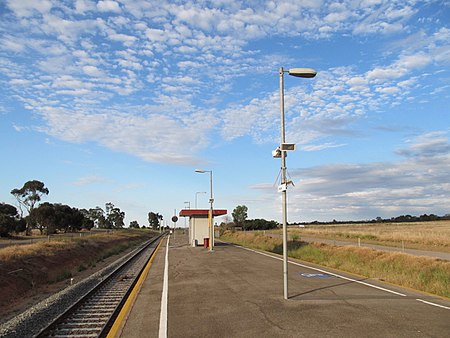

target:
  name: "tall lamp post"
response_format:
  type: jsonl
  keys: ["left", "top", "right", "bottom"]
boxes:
{"left": 195, "top": 169, "right": 214, "bottom": 251}
{"left": 279, "top": 67, "right": 316, "bottom": 300}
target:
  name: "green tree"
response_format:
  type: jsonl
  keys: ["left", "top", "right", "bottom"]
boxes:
{"left": 11, "top": 180, "right": 49, "bottom": 235}
{"left": 148, "top": 212, "right": 162, "bottom": 230}
{"left": 79, "top": 209, "right": 95, "bottom": 230}
{"left": 87, "top": 203, "right": 124, "bottom": 229}
{"left": 244, "top": 219, "right": 278, "bottom": 231}
{"left": 106, "top": 202, "right": 125, "bottom": 229}
{"left": 30, "top": 203, "right": 92, "bottom": 234}
{"left": 87, "top": 207, "right": 107, "bottom": 228}
{"left": 29, "top": 202, "right": 57, "bottom": 234}
{"left": 232, "top": 205, "right": 248, "bottom": 228}
{"left": 129, "top": 220, "right": 140, "bottom": 229}
{"left": 0, "top": 203, "right": 26, "bottom": 237}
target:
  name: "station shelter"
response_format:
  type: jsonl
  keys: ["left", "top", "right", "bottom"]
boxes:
{"left": 179, "top": 209, "right": 227, "bottom": 247}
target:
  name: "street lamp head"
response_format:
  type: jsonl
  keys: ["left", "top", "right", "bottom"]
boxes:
{"left": 288, "top": 68, "right": 317, "bottom": 78}
{"left": 195, "top": 169, "right": 212, "bottom": 173}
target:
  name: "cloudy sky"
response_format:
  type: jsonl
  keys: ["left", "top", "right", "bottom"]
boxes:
{"left": 1, "top": 0, "right": 449, "bottom": 226}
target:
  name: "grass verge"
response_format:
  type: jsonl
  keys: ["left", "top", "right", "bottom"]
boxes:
{"left": 0, "top": 229, "right": 157, "bottom": 317}
{"left": 283, "top": 220, "right": 450, "bottom": 253}
{"left": 220, "top": 231, "right": 450, "bottom": 299}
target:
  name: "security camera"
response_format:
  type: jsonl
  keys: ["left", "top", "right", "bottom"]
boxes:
{"left": 272, "top": 147, "right": 282, "bottom": 158}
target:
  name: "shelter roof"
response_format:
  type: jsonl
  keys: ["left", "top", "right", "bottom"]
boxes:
{"left": 179, "top": 209, "right": 227, "bottom": 217}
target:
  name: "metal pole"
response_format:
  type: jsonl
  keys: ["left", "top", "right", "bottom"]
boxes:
{"left": 209, "top": 171, "right": 214, "bottom": 251}
{"left": 280, "top": 66, "right": 289, "bottom": 300}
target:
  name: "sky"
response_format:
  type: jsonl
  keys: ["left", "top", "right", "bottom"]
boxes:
{"left": 1, "top": 0, "right": 449, "bottom": 227}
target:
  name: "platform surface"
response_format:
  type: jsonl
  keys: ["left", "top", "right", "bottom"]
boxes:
{"left": 119, "top": 233, "right": 450, "bottom": 337}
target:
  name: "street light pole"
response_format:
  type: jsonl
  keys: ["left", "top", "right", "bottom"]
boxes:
{"left": 195, "top": 170, "right": 214, "bottom": 251}
{"left": 279, "top": 67, "right": 289, "bottom": 300}
{"left": 279, "top": 66, "right": 316, "bottom": 300}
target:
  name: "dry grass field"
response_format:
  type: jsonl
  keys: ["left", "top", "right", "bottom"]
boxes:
{"left": 286, "top": 220, "right": 450, "bottom": 252}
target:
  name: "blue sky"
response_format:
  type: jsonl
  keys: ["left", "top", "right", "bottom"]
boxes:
{"left": 1, "top": 0, "right": 449, "bottom": 227}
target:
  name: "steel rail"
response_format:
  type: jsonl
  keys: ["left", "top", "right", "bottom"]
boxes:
{"left": 36, "top": 233, "right": 166, "bottom": 337}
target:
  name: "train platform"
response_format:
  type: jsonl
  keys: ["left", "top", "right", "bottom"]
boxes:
{"left": 116, "top": 232, "right": 450, "bottom": 338}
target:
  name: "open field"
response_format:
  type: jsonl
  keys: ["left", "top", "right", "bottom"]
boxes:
{"left": 271, "top": 220, "right": 450, "bottom": 253}
{"left": 0, "top": 229, "right": 157, "bottom": 322}
{"left": 220, "top": 230, "right": 450, "bottom": 299}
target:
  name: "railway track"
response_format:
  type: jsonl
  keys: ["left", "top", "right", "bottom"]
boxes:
{"left": 36, "top": 233, "right": 165, "bottom": 337}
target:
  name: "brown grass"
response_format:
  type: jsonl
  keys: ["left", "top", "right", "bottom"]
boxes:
{"left": 275, "top": 220, "right": 450, "bottom": 252}
{"left": 0, "top": 231, "right": 142, "bottom": 261}
{"left": 0, "top": 230, "right": 156, "bottom": 320}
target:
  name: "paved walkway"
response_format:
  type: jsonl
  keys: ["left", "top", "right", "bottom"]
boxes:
{"left": 118, "top": 233, "right": 450, "bottom": 338}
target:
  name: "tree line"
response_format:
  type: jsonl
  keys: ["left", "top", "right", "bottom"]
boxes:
{"left": 221, "top": 205, "right": 279, "bottom": 231}
{"left": 293, "top": 213, "right": 450, "bottom": 226}
{"left": 225, "top": 205, "right": 450, "bottom": 230}
{"left": 0, "top": 179, "right": 143, "bottom": 237}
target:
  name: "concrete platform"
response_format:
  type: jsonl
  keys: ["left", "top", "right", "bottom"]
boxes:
{"left": 118, "top": 233, "right": 450, "bottom": 338}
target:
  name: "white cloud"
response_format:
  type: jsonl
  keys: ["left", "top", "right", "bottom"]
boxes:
{"left": 366, "top": 67, "right": 404, "bottom": 81}
{"left": 6, "top": 0, "right": 52, "bottom": 17}
{"left": 396, "top": 53, "right": 432, "bottom": 70}
{"left": 51, "top": 75, "right": 87, "bottom": 89}
{"left": 1, "top": 36, "right": 26, "bottom": 52}
{"left": 13, "top": 124, "right": 27, "bottom": 132}
{"left": 37, "top": 56, "right": 77, "bottom": 73}
{"left": 286, "top": 131, "right": 450, "bottom": 221}
{"left": 302, "top": 143, "right": 346, "bottom": 152}
{"left": 396, "top": 131, "right": 450, "bottom": 158}
{"left": 324, "top": 10, "right": 351, "bottom": 24}
{"left": 75, "top": 0, "right": 96, "bottom": 14}
{"left": 376, "top": 86, "right": 400, "bottom": 94}
{"left": 56, "top": 88, "right": 92, "bottom": 96}
{"left": 173, "top": 5, "right": 220, "bottom": 32}
{"left": 108, "top": 32, "right": 137, "bottom": 46}
{"left": 97, "top": 0, "right": 121, "bottom": 13}
{"left": 1, "top": 0, "right": 449, "bottom": 167}
{"left": 82, "top": 65, "right": 104, "bottom": 77}
{"left": 9, "top": 79, "right": 31, "bottom": 86}
{"left": 30, "top": 103, "right": 218, "bottom": 165}
{"left": 145, "top": 28, "right": 166, "bottom": 42}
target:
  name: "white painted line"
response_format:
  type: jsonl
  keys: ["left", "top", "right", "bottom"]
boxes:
{"left": 236, "top": 244, "right": 407, "bottom": 297}
{"left": 158, "top": 235, "right": 170, "bottom": 338}
{"left": 416, "top": 299, "right": 450, "bottom": 310}
{"left": 290, "top": 257, "right": 407, "bottom": 297}
{"left": 222, "top": 241, "right": 450, "bottom": 310}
